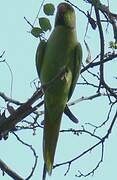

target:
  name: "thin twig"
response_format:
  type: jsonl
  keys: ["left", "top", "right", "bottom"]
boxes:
{"left": 33, "top": 0, "right": 46, "bottom": 26}
{"left": 12, "top": 132, "right": 38, "bottom": 180}
{"left": 53, "top": 110, "right": 117, "bottom": 175}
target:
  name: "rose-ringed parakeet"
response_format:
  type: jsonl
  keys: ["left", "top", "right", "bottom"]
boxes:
{"left": 35, "top": 2, "right": 82, "bottom": 179}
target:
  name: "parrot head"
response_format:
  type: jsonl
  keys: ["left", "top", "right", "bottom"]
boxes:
{"left": 55, "top": 2, "right": 76, "bottom": 29}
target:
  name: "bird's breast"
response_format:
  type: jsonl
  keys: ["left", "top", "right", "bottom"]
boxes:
{"left": 40, "top": 26, "right": 77, "bottom": 84}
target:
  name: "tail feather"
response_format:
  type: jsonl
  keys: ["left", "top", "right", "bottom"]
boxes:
{"left": 43, "top": 104, "right": 63, "bottom": 177}
{"left": 44, "top": 149, "right": 53, "bottom": 175}
{"left": 64, "top": 105, "right": 79, "bottom": 123}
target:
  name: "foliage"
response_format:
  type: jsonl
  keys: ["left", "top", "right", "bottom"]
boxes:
{"left": 31, "top": 3, "right": 55, "bottom": 38}
{"left": 43, "top": 3, "right": 55, "bottom": 16}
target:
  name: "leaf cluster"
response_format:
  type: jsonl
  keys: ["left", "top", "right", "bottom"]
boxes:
{"left": 31, "top": 3, "right": 55, "bottom": 38}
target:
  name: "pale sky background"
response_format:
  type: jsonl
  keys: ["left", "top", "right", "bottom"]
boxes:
{"left": 0, "top": 0, "right": 117, "bottom": 180}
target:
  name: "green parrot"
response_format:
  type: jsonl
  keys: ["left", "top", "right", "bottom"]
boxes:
{"left": 35, "top": 2, "right": 82, "bottom": 179}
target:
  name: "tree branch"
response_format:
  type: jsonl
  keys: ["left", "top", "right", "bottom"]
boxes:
{"left": 0, "top": 159, "right": 23, "bottom": 180}
{"left": 0, "top": 92, "right": 23, "bottom": 106}
{"left": 80, "top": 53, "right": 117, "bottom": 73}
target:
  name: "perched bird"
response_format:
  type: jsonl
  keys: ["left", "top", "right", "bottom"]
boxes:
{"left": 35, "top": 2, "right": 82, "bottom": 179}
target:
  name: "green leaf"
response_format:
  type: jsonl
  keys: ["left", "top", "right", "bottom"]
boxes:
{"left": 39, "top": 17, "right": 51, "bottom": 31}
{"left": 31, "top": 27, "right": 43, "bottom": 38}
{"left": 43, "top": 3, "right": 55, "bottom": 16}
{"left": 109, "top": 41, "right": 117, "bottom": 49}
